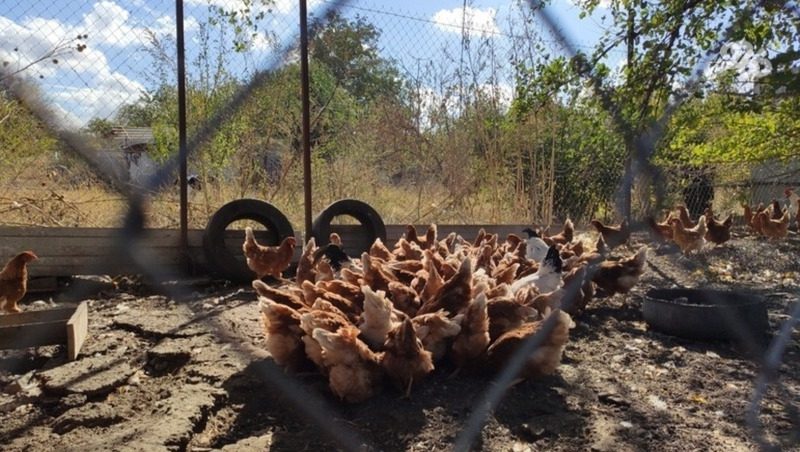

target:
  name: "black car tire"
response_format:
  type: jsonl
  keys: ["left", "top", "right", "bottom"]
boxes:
{"left": 203, "top": 199, "right": 294, "bottom": 282}
{"left": 311, "top": 199, "right": 386, "bottom": 253}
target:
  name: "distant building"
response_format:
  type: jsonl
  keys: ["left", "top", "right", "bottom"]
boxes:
{"left": 110, "top": 126, "right": 158, "bottom": 188}
{"left": 749, "top": 158, "right": 800, "bottom": 205}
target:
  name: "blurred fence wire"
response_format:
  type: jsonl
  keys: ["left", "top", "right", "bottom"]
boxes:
{"left": 0, "top": 0, "right": 798, "bottom": 451}
{"left": 1, "top": 0, "right": 797, "bottom": 226}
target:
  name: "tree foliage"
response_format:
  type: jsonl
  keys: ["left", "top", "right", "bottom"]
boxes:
{"left": 310, "top": 12, "right": 402, "bottom": 103}
{"left": 68, "top": 1, "right": 800, "bottom": 223}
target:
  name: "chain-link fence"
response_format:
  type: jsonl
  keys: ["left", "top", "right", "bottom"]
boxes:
{"left": 2, "top": 1, "right": 797, "bottom": 228}
{"left": 1, "top": 1, "right": 798, "bottom": 451}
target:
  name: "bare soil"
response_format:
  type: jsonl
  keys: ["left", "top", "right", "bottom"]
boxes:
{"left": 1, "top": 232, "right": 798, "bottom": 451}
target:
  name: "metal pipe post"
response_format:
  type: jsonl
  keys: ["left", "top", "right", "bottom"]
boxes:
{"left": 176, "top": 0, "right": 189, "bottom": 253}
{"left": 299, "top": 0, "right": 313, "bottom": 241}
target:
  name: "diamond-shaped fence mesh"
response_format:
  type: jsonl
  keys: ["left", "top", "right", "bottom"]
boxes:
{"left": 0, "top": 0, "right": 798, "bottom": 450}
{"left": 2, "top": 1, "right": 795, "bottom": 228}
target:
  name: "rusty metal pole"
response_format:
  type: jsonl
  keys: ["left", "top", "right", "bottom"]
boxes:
{"left": 299, "top": 0, "right": 313, "bottom": 241}
{"left": 176, "top": 0, "right": 189, "bottom": 253}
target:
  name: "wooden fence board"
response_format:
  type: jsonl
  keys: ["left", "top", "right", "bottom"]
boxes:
{"left": 0, "top": 225, "right": 531, "bottom": 278}
{"left": 67, "top": 302, "right": 88, "bottom": 360}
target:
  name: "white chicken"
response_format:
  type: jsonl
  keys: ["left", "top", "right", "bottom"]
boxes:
{"left": 522, "top": 227, "right": 548, "bottom": 263}
{"left": 511, "top": 246, "right": 563, "bottom": 295}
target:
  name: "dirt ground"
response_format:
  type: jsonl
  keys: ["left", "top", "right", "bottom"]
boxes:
{"left": 1, "top": 231, "right": 798, "bottom": 451}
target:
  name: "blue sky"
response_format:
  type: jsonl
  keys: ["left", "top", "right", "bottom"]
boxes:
{"left": 0, "top": 0, "right": 617, "bottom": 128}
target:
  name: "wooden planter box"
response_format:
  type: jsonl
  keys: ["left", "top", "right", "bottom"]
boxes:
{"left": 0, "top": 302, "right": 88, "bottom": 360}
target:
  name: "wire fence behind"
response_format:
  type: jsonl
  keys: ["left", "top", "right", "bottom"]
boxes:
{"left": 1, "top": 1, "right": 798, "bottom": 451}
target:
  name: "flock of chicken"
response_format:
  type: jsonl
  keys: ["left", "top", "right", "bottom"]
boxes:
{"left": 0, "top": 189, "right": 794, "bottom": 405}
{"left": 644, "top": 189, "right": 799, "bottom": 254}
{"left": 244, "top": 223, "right": 647, "bottom": 403}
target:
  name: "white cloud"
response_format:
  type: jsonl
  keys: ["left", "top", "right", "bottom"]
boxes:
{"left": 478, "top": 82, "right": 513, "bottom": 111}
{"left": 272, "top": 0, "right": 324, "bottom": 14}
{"left": 50, "top": 76, "right": 143, "bottom": 124}
{"left": 81, "top": 2, "right": 198, "bottom": 47}
{"left": 183, "top": 0, "right": 324, "bottom": 16}
{"left": 564, "top": 0, "right": 612, "bottom": 9}
{"left": 250, "top": 31, "right": 276, "bottom": 51}
{"left": 0, "top": 2, "right": 147, "bottom": 128}
{"left": 432, "top": 7, "right": 500, "bottom": 36}
{"left": 0, "top": 16, "right": 92, "bottom": 82}
{"left": 185, "top": 0, "right": 248, "bottom": 10}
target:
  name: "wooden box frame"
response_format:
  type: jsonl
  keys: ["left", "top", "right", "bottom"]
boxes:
{"left": 0, "top": 302, "right": 88, "bottom": 361}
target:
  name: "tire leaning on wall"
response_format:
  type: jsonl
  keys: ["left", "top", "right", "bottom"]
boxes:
{"left": 311, "top": 199, "right": 386, "bottom": 255}
{"left": 202, "top": 199, "right": 295, "bottom": 282}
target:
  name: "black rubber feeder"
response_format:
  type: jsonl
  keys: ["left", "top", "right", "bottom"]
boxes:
{"left": 643, "top": 288, "right": 769, "bottom": 343}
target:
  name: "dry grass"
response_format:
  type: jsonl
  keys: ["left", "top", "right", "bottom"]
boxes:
{"left": 0, "top": 176, "right": 534, "bottom": 231}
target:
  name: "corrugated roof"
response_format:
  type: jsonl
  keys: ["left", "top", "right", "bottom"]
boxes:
{"left": 111, "top": 126, "right": 154, "bottom": 148}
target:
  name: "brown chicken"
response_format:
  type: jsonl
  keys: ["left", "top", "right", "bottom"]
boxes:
{"left": 358, "top": 286, "right": 404, "bottom": 349}
{"left": 388, "top": 258, "right": 425, "bottom": 275}
{"left": 646, "top": 214, "right": 673, "bottom": 242}
{"left": 670, "top": 216, "right": 707, "bottom": 254}
{"left": 405, "top": 224, "right": 438, "bottom": 250}
{"left": 252, "top": 280, "right": 307, "bottom": 310}
{"left": 381, "top": 317, "right": 434, "bottom": 397}
{"left": 560, "top": 265, "right": 589, "bottom": 315}
{"left": 743, "top": 203, "right": 765, "bottom": 235}
{"left": 527, "top": 288, "right": 565, "bottom": 316}
{"left": 418, "top": 260, "right": 443, "bottom": 306}
{"left": 504, "top": 233, "right": 524, "bottom": 252}
{"left": 487, "top": 297, "right": 538, "bottom": 342}
{"left": 676, "top": 205, "right": 697, "bottom": 229}
{"left": 316, "top": 279, "right": 364, "bottom": 309}
{"left": 259, "top": 297, "right": 307, "bottom": 370}
{"left": 796, "top": 199, "right": 800, "bottom": 230}
{"left": 486, "top": 308, "right": 574, "bottom": 380}
{"left": 412, "top": 311, "right": 462, "bottom": 362}
{"left": 243, "top": 227, "right": 296, "bottom": 280}
{"left": 361, "top": 253, "right": 397, "bottom": 292}
{"left": 310, "top": 299, "right": 352, "bottom": 326}
{"left": 0, "top": 251, "right": 37, "bottom": 313}
{"left": 392, "top": 238, "right": 424, "bottom": 261}
{"left": 590, "top": 219, "right": 630, "bottom": 249}
{"left": 703, "top": 208, "right": 733, "bottom": 246}
{"left": 299, "top": 309, "right": 350, "bottom": 371}
{"left": 315, "top": 259, "right": 335, "bottom": 282}
{"left": 758, "top": 209, "right": 789, "bottom": 239}
{"left": 492, "top": 262, "right": 520, "bottom": 286}
{"left": 300, "top": 280, "right": 361, "bottom": 323}
{"left": 417, "top": 257, "right": 473, "bottom": 316}
{"left": 312, "top": 325, "right": 384, "bottom": 403}
{"left": 369, "top": 238, "right": 393, "bottom": 261}
{"left": 770, "top": 199, "right": 783, "bottom": 220}
{"left": 546, "top": 218, "right": 574, "bottom": 246}
{"left": 787, "top": 188, "right": 800, "bottom": 225}
{"left": 450, "top": 292, "right": 490, "bottom": 370}
{"left": 340, "top": 267, "right": 363, "bottom": 286}
{"left": 295, "top": 238, "right": 318, "bottom": 285}
{"left": 387, "top": 281, "right": 420, "bottom": 317}
{"left": 591, "top": 247, "right": 648, "bottom": 296}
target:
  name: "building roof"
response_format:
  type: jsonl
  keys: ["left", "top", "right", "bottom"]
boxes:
{"left": 111, "top": 126, "right": 154, "bottom": 149}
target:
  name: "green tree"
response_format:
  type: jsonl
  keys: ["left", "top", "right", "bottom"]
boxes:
{"left": 84, "top": 117, "right": 114, "bottom": 138}
{"left": 522, "top": 0, "right": 800, "bottom": 217}
{"left": 310, "top": 12, "right": 402, "bottom": 103}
